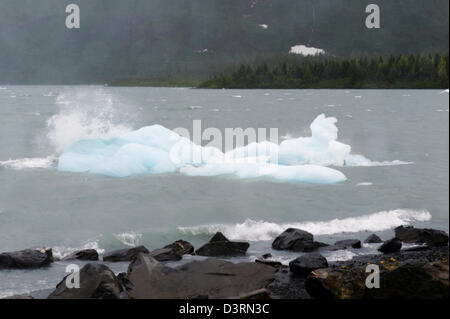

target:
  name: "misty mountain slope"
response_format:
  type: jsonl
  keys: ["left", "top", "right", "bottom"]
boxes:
{"left": 0, "top": 0, "right": 448, "bottom": 83}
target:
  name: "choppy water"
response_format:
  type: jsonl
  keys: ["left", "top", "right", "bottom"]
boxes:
{"left": 0, "top": 86, "right": 448, "bottom": 297}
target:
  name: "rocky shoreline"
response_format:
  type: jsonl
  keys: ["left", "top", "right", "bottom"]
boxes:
{"left": 1, "top": 225, "right": 448, "bottom": 299}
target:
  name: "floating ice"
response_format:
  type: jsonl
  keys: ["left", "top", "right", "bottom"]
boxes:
{"left": 55, "top": 111, "right": 410, "bottom": 183}
{"left": 181, "top": 163, "right": 347, "bottom": 184}
{"left": 278, "top": 114, "right": 351, "bottom": 166}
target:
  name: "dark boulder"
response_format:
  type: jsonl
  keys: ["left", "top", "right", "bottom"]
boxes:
{"left": 305, "top": 258, "right": 449, "bottom": 299}
{"left": 209, "top": 232, "right": 229, "bottom": 242}
{"left": 370, "top": 259, "right": 449, "bottom": 299}
{"left": 395, "top": 226, "right": 449, "bottom": 247}
{"left": 364, "top": 234, "right": 383, "bottom": 244}
{"left": 149, "top": 248, "right": 182, "bottom": 262}
{"left": 62, "top": 249, "right": 99, "bottom": 261}
{"left": 289, "top": 253, "right": 328, "bottom": 277}
{"left": 293, "top": 241, "right": 329, "bottom": 253}
{"left": 48, "top": 263, "right": 123, "bottom": 299}
{"left": 163, "top": 240, "right": 194, "bottom": 255}
{"left": 272, "top": 228, "right": 314, "bottom": 251}
{"left": 103, "top": 245, "right": 149, "bottom": 262}
{"left": 126, "top": 254, "right": 276, "bottom": 299}
{"left": 305, "top": 267, "right": 367, "bottom": 299}
{"left": 0, "top": 248, "right": 53, "bottom": 269}
{"left": 334, "top": 239, "right": 362, "bottom": 249}
{"left": 378, "top": 238, "right": 402, "bottom": 254}
{"left": 195, "top": 233, "right": 249, "bottom": 257}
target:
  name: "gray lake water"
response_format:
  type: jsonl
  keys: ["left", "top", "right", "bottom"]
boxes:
{"left": 0, "top": 86, "right": 448, "bottom": 297}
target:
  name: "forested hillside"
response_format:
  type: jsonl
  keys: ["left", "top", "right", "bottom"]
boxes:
{"left": 199, "top": 54, "right": 450, "bottom": 89}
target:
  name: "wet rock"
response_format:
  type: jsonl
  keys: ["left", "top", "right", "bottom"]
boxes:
{"left": 62, "top": 249, "right": 99, "bottom": 261}
{"left": 364, "top": 234, "right": 383, "bottom": 244}
{"left": 48, "top": 263, "right": 123, "bottom": 299}
{"left": 267, "top": 267, "right": 312, "bottom": 299}
{"left": 378, "top": 238, "right": 402, "bottom": 254}
{"left": 147, "top": 240, "right": 195, "bottom": 262}
{"left": 272, "top": 228, "right": 314, "bottom": 251}
{"left": 262, "top": 253, "right": 272, "bottom": 259}
{"left": 334, "top": 239, "right": 361, "bottom": 249}
{"left": 2, "top": 295, "right": 33, "bottom": 299}
{"left": 126, "top": 253, "right": 276, "bottom": 299}
{"left": 293, "top": 241, "right": 329, "bottom": 253}
{"left": 149, "top": 248, "right": 182, "bottom": 262}
{"left": 305, "top": 257, "right": 449, "bottom": 299}
{"left": 395, "top": 226, "right": 449, "bottom": 247}
{"left": 289, "top": 253, "right": 328, "bottom": 277}
{"left": 403, "top": 245, "right": 430, "bottom": 252}
{"left": 305, "top": 266, "right": 367, "bottom": 299}
{"left": 103, "top": 245, "right": 149, "bottom": 262}
{"left": 209, "top": 232, "right": 229, "bottom": 242}
{"left": 0, "top": 248, "right": 53, "bottom": 269}
{"left": 255, "top": 259, "right": 283, "bottom": 269}
{"left": 232, "top": 288, "right": 271, "bottom": 299}
{"left": 163, "top": 240, "right": 194, "bottom": 255}
{"left": 195, "top": 233, "right": 249, "bottom": 257}
{"left": 366, "top": 259, "right": 449, "bottom": 299}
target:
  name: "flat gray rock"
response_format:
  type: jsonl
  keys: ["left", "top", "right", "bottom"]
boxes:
{"left": 126, "top": 254, "right": 276, "bottom": 299}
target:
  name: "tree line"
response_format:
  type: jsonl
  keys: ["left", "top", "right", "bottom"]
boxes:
{"left": 198, "top": 54, "right": 449, "bottom": 89}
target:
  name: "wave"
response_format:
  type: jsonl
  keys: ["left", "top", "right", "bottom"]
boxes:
{"left": 52, "top": 240, "right": 105, "bottom": 259}
{"left": 178, "top": 209, "right": 432, "bottom": 241}
{"left": 0, "top": 156, "right": 56, "bottom": 170}
{"left": 46, "top": 88, "right": 133, "bottom": 154}
{"left": 113, "top": 232, "right": 142, "bottom": 247}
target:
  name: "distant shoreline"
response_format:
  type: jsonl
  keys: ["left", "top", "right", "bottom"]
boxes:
{"left": 109, "top": 53, "right": 449, "bottom": 90}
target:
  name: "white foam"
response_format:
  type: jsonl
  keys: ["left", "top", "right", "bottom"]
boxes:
{"left": 345, "top": 154, "right": 413, "bottom": 167}
{"left": 178, "top": 209, "right": 432, "bottom": 241}
{"left": 46, "top": 89, "right": 132, "bottom": 153}
{"left": 114, "top": 232, "right": 142, "bottom": 247}
{"left": 324, "top": 250, "right": 358, "bottom": 262}
{"left": 0, "top": 156, "right": 56, "bottom": 170}
{"left": 356, "top": 182, "right": 373, "bottom": 186}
